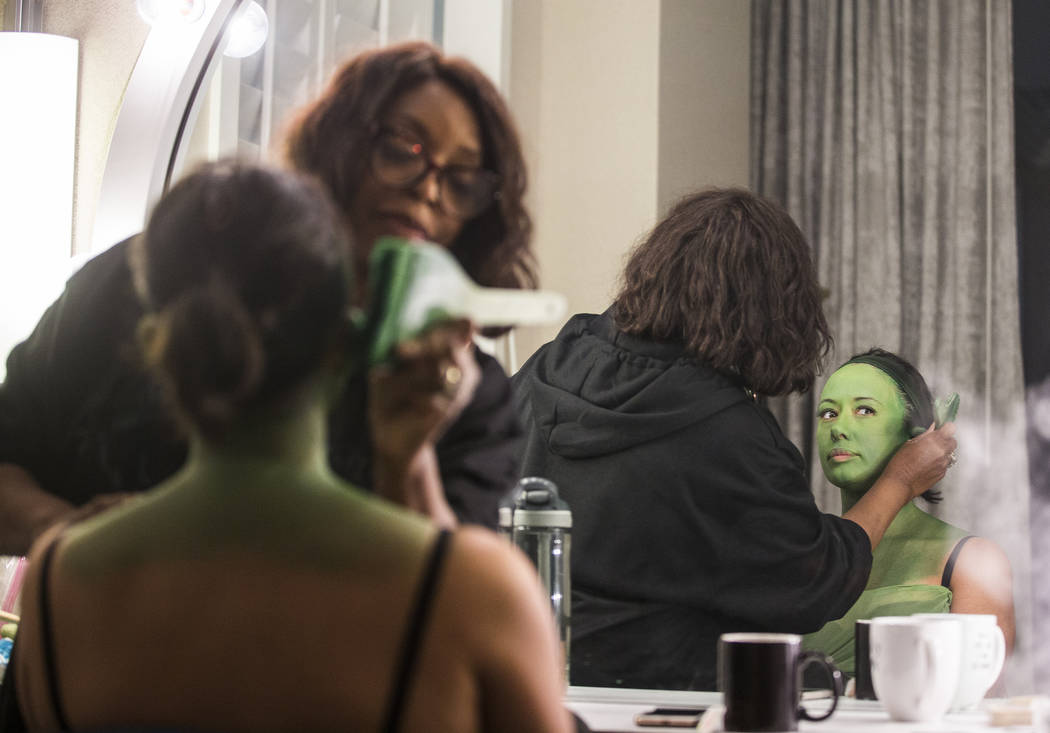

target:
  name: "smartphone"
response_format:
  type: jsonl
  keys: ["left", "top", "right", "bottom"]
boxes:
{"left": 633, "top": 707, "right": 707, "bottom": 727}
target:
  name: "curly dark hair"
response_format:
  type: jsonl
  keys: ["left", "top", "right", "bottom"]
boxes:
{"left": 131, "top": 161, "right": 351, "bottom": 439}
{"left": 613, "top": 188, "right": 832, "bottom": 396}
{"left": 282, "top": 41, "right": 534, "bottom": 295}
{"left": 842, "top": 347, "right": 943, "bottom": 503}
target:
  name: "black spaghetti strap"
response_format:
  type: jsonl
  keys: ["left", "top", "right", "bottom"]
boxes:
{"left": 0, "top": 641, "right": 30, "bottom": 732}
{"left": 941, "top": 535, "right": 975, "bottom": 588}
{"left": 37, "top": 535, "right": 72, "bottom": 730}
{"left": 380, "top": 529, "right": 453, "bottom": 733}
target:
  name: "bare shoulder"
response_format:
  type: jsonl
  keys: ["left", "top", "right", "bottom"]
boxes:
{"left": 442, "top": 527, "right": 547, "bottom": 612}
{"left": 949, "top": 535, "right": 1015, "bottom": 653}
{"left": 953, "top": 536, "right": 1012, "bottom": 579}
{"left": 439, "top": 527, "right": 574, "bottom": 733}
{"left": 439, "top": 526, "right": 560, "bottom": 665}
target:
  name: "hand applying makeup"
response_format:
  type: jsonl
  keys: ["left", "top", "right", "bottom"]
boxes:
{"left": 369, "top": 318, "right": 480, "bottom": 527}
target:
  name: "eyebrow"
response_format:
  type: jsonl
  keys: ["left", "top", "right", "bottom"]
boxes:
{"left": 819, "top": 396, "right": 883, "bottom": 406}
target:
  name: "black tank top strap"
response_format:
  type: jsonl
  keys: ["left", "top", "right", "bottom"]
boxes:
{"left": 380, "top": 528, "right": 453, "bottom": 733}
{"left": 941, "top": 535, "right": 975, "bottom": 589}
{"left": 38, "top": 532, "right": 72, "bottom": 730}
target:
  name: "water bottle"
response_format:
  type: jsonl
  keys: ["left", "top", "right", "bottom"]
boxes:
{"left": 511, "top": 476, "right": 572, "bottom": 680}
{"left": 496, "top": 482, "right": 523, "bottom": 543}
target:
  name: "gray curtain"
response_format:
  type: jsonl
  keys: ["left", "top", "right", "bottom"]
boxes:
{"left": 751, "top": 0, "right": 1034, "bottom": 691}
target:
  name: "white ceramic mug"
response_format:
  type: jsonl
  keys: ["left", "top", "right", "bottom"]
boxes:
{"left": 869, "top": 616, "right": 962, "bottom": 722}
{"left": 913, "top": 613, "right": 1006, "bottom": 710}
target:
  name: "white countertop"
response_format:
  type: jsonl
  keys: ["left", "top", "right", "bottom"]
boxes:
{"left": 564, "top": 687, "right": 1038, "bottom": 733}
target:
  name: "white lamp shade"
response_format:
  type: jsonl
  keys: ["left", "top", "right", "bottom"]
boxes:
{"left": 0, "top": 32, "right": 79, "bottom": 378}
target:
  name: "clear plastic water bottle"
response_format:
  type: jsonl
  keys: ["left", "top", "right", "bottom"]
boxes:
{"left": 512, "top": 476, "right": 572, "bottom": 680}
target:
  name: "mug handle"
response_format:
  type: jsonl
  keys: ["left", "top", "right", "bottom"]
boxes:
{"left": 979, "top": 624, "right": 1007, "bottom": 692}
{"left": 797, "top": 651, "right": 841, "bottom": 722}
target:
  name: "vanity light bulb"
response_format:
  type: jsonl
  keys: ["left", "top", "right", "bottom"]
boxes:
{"left": 222, "top": 1, "right": 268, "bottom": 59}
{"left": 136, "top": 0, "right": 205, "bottom": 26}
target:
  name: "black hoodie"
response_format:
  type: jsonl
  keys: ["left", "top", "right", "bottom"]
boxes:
{"left": 512, "top": 310, "right": 871, "bottom": 690}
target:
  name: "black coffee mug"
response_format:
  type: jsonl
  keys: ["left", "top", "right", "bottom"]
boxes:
{"left": 853, "top": 620, "right": 877, "bottom": 700}
{"left": 718, "top": 633, "right": 841, "bottom": 732}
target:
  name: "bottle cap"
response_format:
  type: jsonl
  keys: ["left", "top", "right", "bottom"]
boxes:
{"left": 512, "top": 477, "right": 571, "bottom": 528}
{"left": 513, "top": 508, "right": 573, "bottom": 528}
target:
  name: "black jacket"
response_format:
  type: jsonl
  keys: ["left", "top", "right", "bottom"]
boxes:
{"left": 0, "top": 237, "right": 522, "bottom": 527}
{"left": 512, "top": 310, "right": 871, "bottom": 690}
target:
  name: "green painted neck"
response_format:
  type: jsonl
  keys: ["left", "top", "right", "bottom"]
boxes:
{"left": 183, "top": 392, "right": 332, "bottom": 489}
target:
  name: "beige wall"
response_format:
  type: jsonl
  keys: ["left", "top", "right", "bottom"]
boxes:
{"left": 658, "top": 0, "right": 750, "bottom": 212}
{"left": 44, "top": 0, "right": 147, "bottom": 254}
{"left": 508, "top": 0, "right": 662, "bottom": 364}
{"left": 508, "top": 0, "right": 750, "bottom": 367}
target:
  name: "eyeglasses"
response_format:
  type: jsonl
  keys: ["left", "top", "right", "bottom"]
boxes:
{"left": 369, "top": 128, "right": 500, "bottom": 219}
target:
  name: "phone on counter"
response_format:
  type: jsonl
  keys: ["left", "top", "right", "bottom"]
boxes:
{"left": 633, "top": 707, "right": 707, "bottom": 727}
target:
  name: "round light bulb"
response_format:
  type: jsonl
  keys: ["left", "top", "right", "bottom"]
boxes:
{"left": 223, "top": 1, "right": 269, "bottom": 58}
{"left": 136, "top": 0, "right": 205, "bottom": 26}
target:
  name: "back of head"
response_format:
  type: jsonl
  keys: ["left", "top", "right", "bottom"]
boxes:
{"left": 613, "top": 187, "right": 832, "bottom": 395}
{"left": 132, "top": 161, "right": 351, "bottom": 438}
{"left": 282, "top": 40, "right": 534, "bottom": 291}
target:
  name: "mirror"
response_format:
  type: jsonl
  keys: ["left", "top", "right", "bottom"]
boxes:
{"left": 173, "top": 0, "right": 446, "bottom": 177}
{"left": 170, "top": 0, "right": 1046, "bottom": 697}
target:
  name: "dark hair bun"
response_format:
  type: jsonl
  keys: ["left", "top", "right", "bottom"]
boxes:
{"left": 133, "top": 161, "right": 351, "bottom": 437}
{"left": 157, "top": 274, "right": 264, "bottom": 432}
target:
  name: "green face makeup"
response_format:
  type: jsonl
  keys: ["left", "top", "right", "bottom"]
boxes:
{"left": 816, "top": 363, "right": 911, "bottom": 492}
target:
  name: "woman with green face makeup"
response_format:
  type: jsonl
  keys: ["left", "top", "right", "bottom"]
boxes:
{"left": 804, "top": 348, "right": 1015, "bottom": 683}
{"left": 512, "top": 190, "right": 959, "bottom": 691}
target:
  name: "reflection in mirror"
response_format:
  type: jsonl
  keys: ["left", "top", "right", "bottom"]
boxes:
{"left": 751, "top": 0, "right": 1036, "bottom": 697}
{"left": 165, "top": 0, "right": 1045, "bottom": 698}
{"left": 509, "top": 0, "right": 1044, "bottom": 699}
{"left": 177, "top": 0, "right": 441, "bottom": 178}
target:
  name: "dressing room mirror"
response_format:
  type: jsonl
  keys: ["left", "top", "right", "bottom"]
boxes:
{"left": 149, "top": 0, "right": 1047, "bottom": 697}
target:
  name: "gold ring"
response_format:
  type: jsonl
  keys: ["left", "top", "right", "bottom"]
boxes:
{"left": 948, "top": 450, "right": 958, "bottom": 468}
{"left": 441, "top": 364, "right": 462, "bottom": 395}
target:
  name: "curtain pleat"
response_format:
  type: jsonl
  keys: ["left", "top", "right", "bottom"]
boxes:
{"left": 751, "top": 0, "right": 1033, "bottom": 692}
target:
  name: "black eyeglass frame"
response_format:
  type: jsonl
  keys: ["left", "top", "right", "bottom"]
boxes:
{"left": 367, "top": 127, "right": 501, "bottom": 219}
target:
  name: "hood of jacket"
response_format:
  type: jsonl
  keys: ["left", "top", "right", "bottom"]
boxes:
{"left": 514, "top": 310, "right": 750, "bottom": 459}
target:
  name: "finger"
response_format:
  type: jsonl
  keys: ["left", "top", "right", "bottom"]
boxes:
{"left": 434, "top": 320, "right": 475, "bottom": 354}
{"left": 937, "top": 421, "right": 957, "bottom": 439}
{"left": 435, "top": 317, "right": 473, "bottom": 344}
{"left": 907, "top": 422, "right": 936, "bottom": 442}
{"left": 392, "top": 331, "right": 448, "bottom": 366}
